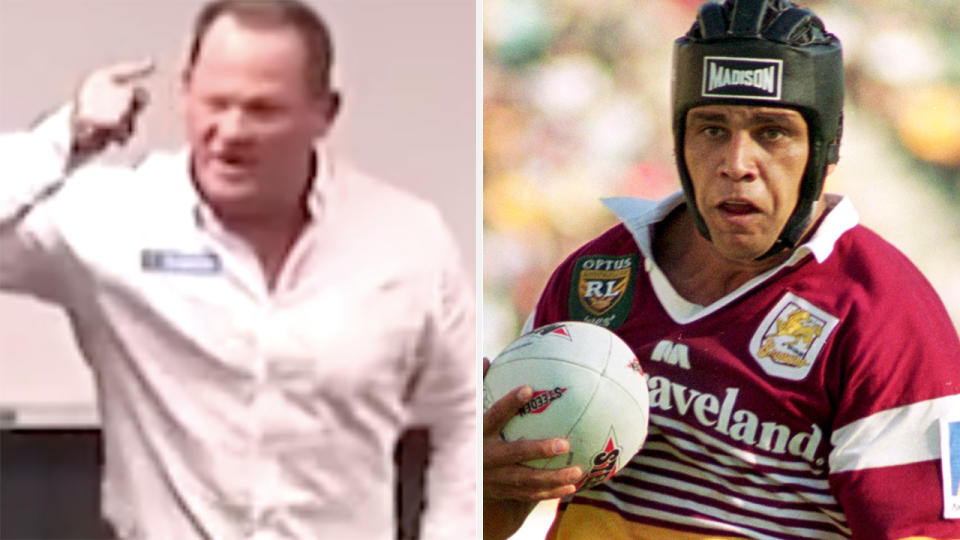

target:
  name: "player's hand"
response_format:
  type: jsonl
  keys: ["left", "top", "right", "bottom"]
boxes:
{"left": 71, "top": 59, "right": 155, "bottom": 158}
{"left": 483, "top": 358, "right": 583, "bottom": 501}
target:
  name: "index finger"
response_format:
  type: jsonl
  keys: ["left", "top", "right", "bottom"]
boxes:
{"left": 483, "top": 385, "right": 532, "bottom": 436}
{"left": 109, "top": 58, "right": 156, "bottom": 84}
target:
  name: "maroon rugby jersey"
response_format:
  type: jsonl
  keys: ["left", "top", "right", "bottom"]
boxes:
{"left": 533, "top": 194, "right": 960, "bottom": 539}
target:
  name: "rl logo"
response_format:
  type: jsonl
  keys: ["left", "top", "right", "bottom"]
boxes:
{"left": 569, "top": 254, "right": 638, "bottom": 329}
{"left": 579, "top": 275, "right": 629, "bottom": 315}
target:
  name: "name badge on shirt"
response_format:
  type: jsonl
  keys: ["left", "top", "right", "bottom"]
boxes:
{"left": 140, "top": 249, "right": 221, "bottom": 274}
{"left": 940, "top": 416, "right": 960, "bottom": 519}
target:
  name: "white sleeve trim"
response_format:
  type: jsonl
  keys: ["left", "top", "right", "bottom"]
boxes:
{"left": 830, "top": 394, "right": 960, "bottom": 473}
{"left": 520, "top": 311, "right": 536, "bottom": 334}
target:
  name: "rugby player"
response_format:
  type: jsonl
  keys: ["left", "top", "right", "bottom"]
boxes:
{"left": 484, "top": 0, "right": 960, "bottom": 538}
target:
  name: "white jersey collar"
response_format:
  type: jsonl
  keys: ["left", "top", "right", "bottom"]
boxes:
{"left": 601, "top": 191, "right": 859, "bottom": 323}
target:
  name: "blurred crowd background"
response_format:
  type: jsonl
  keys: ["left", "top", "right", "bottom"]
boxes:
{"left": 483, "top": 0, "right": 960, "bottom": 358}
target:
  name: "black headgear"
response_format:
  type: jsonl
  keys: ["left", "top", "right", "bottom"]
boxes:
{"left": 672, "top": 0, "right": 843, "bottom": 259}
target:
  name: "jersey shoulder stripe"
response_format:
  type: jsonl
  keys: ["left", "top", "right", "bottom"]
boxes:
{"left": 831, "top": 393, "right": 960, "bottom": 472}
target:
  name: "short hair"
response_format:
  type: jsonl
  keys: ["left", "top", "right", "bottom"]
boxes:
{"left": 185, "top": 0, "right": 334, "bottom": 95}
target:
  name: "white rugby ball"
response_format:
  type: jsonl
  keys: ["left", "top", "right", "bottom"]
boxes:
{"left": 483, "top": 321, "right": 649, "bottom": 491}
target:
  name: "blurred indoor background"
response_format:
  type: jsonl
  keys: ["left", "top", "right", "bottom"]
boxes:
{"left": 483, "top": 1, "right": 960, "bottom": 536}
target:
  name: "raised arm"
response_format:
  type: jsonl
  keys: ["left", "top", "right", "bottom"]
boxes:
{"left": 0, "top": 60, "right": 153, "bottom": 299}
{"left": 67, "top": 59, "right": 154, "bottom": 166}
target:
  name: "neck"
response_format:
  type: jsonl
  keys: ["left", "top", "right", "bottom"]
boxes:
{"left": 654, "top": 203, "right": 824, "bottom": 306}
{"left": 217, "top": 202, "right": 311, "bottom": 290}
{"left": 677, "top": 238, "right": 782, "bottom": 305}
{"left": 216, "top": 200, "right": 309, "bottom": 233}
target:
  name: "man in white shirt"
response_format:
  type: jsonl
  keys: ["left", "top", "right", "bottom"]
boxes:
{"left": 0, "top": 0, "right": 476, "bottom": 538}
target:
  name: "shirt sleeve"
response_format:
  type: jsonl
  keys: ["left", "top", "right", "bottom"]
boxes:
{"left": 532, "top": 247, "right": 579, "bottom": 328}
{"left": 405, "top": 222, "right": 477, "bottom": 540}
{"left": 0, "top": 105, "right": 76, "bottom": 302}
{"left": 826, "top": 253, "right": 960, "bottom": 539}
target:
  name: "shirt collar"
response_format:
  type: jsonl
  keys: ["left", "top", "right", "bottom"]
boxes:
{"left": 151, "top": 145, "right": 335, "bottom": 231}
{"left": 601, "top": 191, "right": 859, "bottom": 265}
{"left": 306, "top": 145, "right": 333, "bottom": 220}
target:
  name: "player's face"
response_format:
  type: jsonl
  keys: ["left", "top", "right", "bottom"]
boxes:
{"left": 183, "top": 15, "right": 336, "bottom": 221}
{"left": 684, "top": 105, "right": 809, "bottom": 263}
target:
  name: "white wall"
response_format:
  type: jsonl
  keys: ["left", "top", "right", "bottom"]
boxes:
{"left": 0, "top": 0, "right": 477, "bottom": 407}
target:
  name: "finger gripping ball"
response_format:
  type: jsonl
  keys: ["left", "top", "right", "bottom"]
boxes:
{"left": 483, "top": 321, "right": 650, "bottom": 491}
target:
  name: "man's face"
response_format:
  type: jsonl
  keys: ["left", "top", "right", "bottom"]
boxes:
{"left": 684, "top": 104, "right": 809, "bottom": 263}
{"left": 183, "top": 15, "right": 336, "bottom": 221}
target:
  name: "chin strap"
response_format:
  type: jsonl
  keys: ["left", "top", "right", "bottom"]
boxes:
{"left": 755, "top": 204, "right": 817, "bottom": 261}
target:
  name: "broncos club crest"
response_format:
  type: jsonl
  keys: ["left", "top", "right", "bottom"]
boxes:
{"left": 749, "top": 293, "right": 839, "bottom": 380}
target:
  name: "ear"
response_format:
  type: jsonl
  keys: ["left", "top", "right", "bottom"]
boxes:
{"left": 322, "top": 90, "right": 341, "bottom": 124}
{"left": 825, "top": 163, "right": 837, "bottom": 177}
{"left": 179, "top": 67, "right": 194, "bottom": 100}
{"left": 312, "top": 90, "right": 341, "bottom": 137}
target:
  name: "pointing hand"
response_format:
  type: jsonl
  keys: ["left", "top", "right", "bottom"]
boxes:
{"left": 71, "top": 59, "right": 155, "bottom": 158}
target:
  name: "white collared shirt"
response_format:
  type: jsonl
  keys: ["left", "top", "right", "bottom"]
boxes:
{"left": 0, "top": 109, "right": 476, "bottom": 540}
